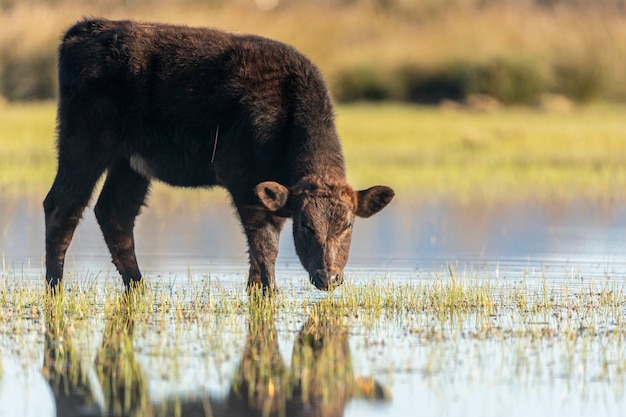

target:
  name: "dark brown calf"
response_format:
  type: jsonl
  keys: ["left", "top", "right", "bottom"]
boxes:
{"left": 43, "top": 18, "right": 394, "bottom": 292}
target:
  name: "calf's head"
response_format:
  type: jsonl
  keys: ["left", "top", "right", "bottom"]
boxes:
{"left": 255, "top": 179, "right": 394, "bottom": 290}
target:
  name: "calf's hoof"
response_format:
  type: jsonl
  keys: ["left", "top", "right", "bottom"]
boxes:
{"left": 247, "top": 281, "right": 279, "bottom": 297}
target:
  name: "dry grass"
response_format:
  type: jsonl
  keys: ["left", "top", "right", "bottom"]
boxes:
{"left": 1, "top": 1, "right": 625, "bottom": 101}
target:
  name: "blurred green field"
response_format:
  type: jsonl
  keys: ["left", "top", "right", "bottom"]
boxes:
{"left": 338, "top": 103, "right": 626, "bottom": 201}
{"left": 1, "top": 101, "right": 625, "bottom": 203}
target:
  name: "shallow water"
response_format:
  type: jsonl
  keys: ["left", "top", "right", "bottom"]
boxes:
{"left": 1, "top": 193, "right": 626, "bottom": 417}
{"left": 2, "top": 192, "right": 626, "bottom": 284}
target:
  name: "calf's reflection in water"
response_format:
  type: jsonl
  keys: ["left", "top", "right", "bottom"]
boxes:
{"left": 43, "top": 294, "right": 151, "bottom": 417}
{"left": 230, "top": 296, "right": 390, "bottom": 417}
{"left": 42, "top": 293, "right": 390, "bottom": 417}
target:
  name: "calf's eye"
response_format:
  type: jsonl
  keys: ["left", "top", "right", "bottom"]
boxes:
{"left": 300, "top": 221, "right": 314, "bottom": 234}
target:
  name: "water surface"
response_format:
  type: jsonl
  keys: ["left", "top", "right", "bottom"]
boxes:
{"left": 3, "top": 192, "right": 625, "bottom": 284}
{"left": 1, "top": 193, "right": 626, "bottom": 417}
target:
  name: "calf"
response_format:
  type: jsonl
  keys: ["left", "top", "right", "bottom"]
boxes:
{"left": 43, "top": 18, "right": 394, "bottom": 292}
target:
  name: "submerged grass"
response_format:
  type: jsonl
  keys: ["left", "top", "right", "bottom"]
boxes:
{"left": 2, "top": 101, "right": 626, "bottom": 202}
{"left": 1, "top": 272, "right": 623, "bottom": 339}
{"left": 1, "top": 272, "right": 626, "bottom": 414}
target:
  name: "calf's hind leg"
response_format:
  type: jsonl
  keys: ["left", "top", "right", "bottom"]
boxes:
{"left": 94, "top": 159, "right": 150, "bottom": 288}
{"left": 43, "top": 152, "right": 109, "bottom": 289}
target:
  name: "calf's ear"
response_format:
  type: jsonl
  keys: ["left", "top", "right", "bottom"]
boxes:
{"left": 355, "top": 186, "right": 395, "bottom": 218}
{"left": 255, "top": 181, "right": 290, "bottom": 213}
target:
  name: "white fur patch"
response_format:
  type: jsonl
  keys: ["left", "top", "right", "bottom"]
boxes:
{"left": 129, "top": 154, "right": 154, "bottom": 179}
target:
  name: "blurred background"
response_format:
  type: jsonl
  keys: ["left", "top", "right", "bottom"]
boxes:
{"left": 2, "top": 6, "right": 626, "bottom": 416}
{"left": 1, "top": 0, "right": 625, "bottom": 105}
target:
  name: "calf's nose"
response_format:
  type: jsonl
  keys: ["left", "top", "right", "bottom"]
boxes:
{"left": 312, "top": 269, "right": 344, "bottom": 290}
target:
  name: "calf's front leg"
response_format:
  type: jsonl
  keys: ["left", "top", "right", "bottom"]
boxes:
{"left": 235, "top": 204, "right": 285, "bottom": 292}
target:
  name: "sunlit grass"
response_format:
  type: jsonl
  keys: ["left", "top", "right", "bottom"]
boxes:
{"left": 338, "top": 102, "right": 626, "bottom": 201}
{"left": 0, "top": 102, "right": 56, "bottom": 194}
{"left": 2, "top": 101, "right": 626, "bottom": 202}
{"left": 1, "top": 270, "right": 626, "bottom": 413}
{"left": 2, "top": 271, "right": 624, "bottom": 343}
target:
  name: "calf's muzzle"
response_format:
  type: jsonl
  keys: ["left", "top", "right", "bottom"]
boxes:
{"left": 311, "top": 269, "right": 344, "bottom": 291}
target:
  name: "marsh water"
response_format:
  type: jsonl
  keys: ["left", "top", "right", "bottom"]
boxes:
{"left": 4, "top": 192, "right": 626, "bottom": 283}
{"left": 2, "top": 191, "right": 626, "bottom": 417}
